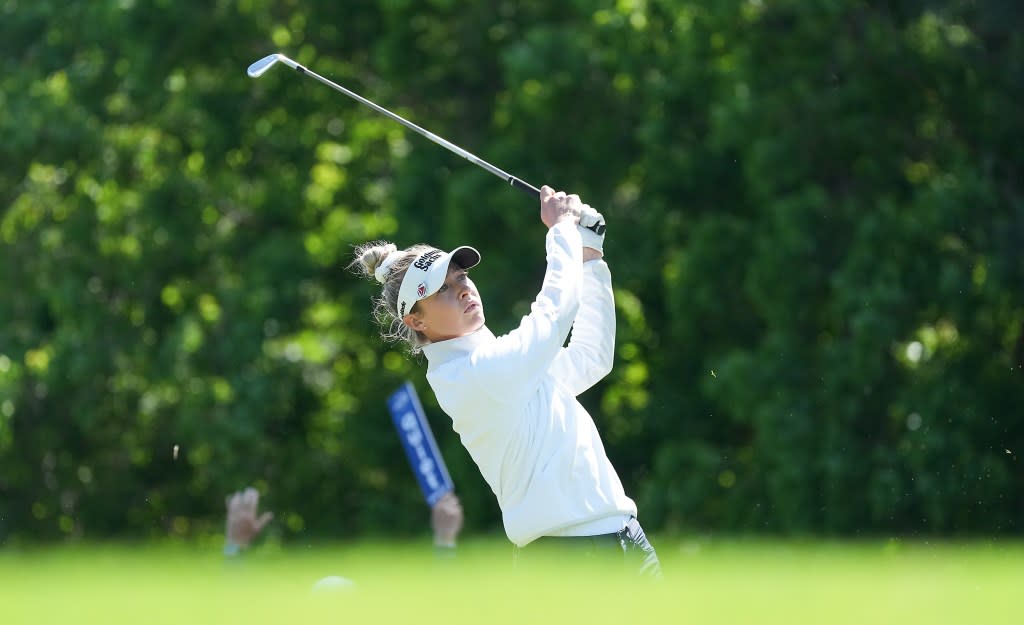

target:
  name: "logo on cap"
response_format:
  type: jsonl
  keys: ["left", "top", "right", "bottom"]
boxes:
{"left": 413, "top": 250, "right": 443, "bottom": 271}
{"left": 417, "top": 283, "right": 427, "bottom": 298}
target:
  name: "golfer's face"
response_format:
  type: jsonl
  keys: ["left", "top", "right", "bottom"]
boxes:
{"left": 415, "top": 264, "right": 485, "bottom": 342}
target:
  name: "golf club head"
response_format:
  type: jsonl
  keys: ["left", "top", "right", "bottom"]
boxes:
{"left": 247, "top": 54, "right": 283, "bottom": 78}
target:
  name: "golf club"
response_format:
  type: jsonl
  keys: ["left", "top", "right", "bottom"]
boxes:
{"left": 247, "top": 53, "right": 540, "bottom": 198}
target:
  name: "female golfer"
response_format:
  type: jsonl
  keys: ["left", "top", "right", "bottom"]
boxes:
{"left": 352, "top": 186, "right": 660, "bottom": 576}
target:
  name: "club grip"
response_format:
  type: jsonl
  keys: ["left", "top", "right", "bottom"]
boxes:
{"left": 509, "top": 177, "right": 540, "bottom": 198}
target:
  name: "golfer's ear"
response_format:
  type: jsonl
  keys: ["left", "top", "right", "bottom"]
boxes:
{"left": 403, "top": 312, "right": 425, "bottom": 332}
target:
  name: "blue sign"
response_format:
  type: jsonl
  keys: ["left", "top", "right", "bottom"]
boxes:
{"left": 387, "top": 381, "right": 454, "bottom": 506}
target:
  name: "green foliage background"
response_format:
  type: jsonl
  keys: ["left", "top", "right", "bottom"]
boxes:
{"left": 1, "top": 0, "right": 1021, "bottom": 542}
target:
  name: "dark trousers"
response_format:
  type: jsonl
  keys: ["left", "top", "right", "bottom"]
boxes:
{"left": 515, "top": 516, "right": 663, "bottom": 579}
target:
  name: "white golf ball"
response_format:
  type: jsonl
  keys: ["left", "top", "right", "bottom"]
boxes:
{"left": 311, "top": 575, "right": 356, "bottom": 593}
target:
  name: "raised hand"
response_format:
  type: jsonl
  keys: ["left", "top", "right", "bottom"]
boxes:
{"left": 540, "top": 185, "right": 582, "bottom": 229}
{"left": 225, "top": 487, "right": 274, "bottom": 548}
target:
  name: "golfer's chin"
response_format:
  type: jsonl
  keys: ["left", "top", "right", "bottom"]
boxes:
{"left": 467, "top": 310, "right": 486, "bottom": 332}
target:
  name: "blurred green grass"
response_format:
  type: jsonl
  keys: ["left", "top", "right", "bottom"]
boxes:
{"left": 2, "top": 539, "right": 1021, "bottom": 625}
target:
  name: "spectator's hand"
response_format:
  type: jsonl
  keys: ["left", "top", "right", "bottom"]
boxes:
{"left": 431, "top": 492, "right": 464, "bottom": 548}
{"left": 225, "top": 487, "right": 274, "bottom": 548}
{"left": 578, "top": 204, "right": 606, "bottom": 258}
{"left": 540, "top": 186, "right": 582, "bottom": 229}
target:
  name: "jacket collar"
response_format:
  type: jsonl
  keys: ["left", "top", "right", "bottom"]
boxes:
{"left": 422, "top": 326, "right": 496, "bottom": 370}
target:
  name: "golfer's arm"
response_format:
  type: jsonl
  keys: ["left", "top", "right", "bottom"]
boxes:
{"left": 472, "top": 223, "right": 582, "bottom": 402}
{"left": 548, "top": 259, "right": 615, "bottom": 395}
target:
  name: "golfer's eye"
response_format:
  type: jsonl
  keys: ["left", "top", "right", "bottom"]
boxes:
{"left": 438, "top": 284, "right": 449, "bottom": 293}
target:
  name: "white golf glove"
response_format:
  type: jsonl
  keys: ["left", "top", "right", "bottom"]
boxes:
{"left": 578, "top": 204, "right": 606, "bottom": 254}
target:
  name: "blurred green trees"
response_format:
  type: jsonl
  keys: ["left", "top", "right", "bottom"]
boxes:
{"left": 1, "top": 0, "right": 1021, "bottom": 541}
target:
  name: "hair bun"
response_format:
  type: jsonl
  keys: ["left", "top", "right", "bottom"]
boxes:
{"left": 373, "top": 250, "right": 405, "bottom": 283}
{"left": 352, "top": 241, "right": 398, "bottom": 280}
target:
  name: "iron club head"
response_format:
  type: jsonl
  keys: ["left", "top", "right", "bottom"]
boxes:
{"left": 247, "top": 54, "right": 284, "bottom": 78}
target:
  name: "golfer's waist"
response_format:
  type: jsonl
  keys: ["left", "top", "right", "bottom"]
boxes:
{"left": 527, "top": 514, "right": 633, "bottom": 547}
{"left": 546, "top": 514, "right": 631, "bottom": 538}
{"left": 529, "top": 533, "right": 623, "bottom": 548}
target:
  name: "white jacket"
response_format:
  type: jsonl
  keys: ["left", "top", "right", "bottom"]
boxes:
{"left": 422, "top": 222, "right": 637, "bottom": 547}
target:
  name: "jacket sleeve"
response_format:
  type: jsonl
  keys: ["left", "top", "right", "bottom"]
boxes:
{"left": 547, "top": 258, "right": 616, "bottom": 396}
{"left": 469, "top": 222, "right": 583, "bottom": 404}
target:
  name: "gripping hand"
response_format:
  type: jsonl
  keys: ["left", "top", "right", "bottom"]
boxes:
{"left": 578, "top": 204, "right": 606, "bottom": 255}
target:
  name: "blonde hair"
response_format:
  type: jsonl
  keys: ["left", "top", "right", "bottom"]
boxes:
{"left": 349, "top": 240, "right": 439, "bottom": 354}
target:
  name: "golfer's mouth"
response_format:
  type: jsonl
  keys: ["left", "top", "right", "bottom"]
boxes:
{"left": 464, "top": 301, "right": 479, "bottom": 313}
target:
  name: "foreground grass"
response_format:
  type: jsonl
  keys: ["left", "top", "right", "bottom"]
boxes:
{"left": 2, "top": 538, "right": 1021, "bottom": 625}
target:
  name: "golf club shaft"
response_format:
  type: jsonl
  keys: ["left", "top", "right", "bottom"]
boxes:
{"left": 256, "top": 54, "right": 540, "bottom": 198}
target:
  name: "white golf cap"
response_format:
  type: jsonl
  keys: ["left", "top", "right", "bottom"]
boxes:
{"left": 397, "top": 246, "right": 481, "bottom": 318}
